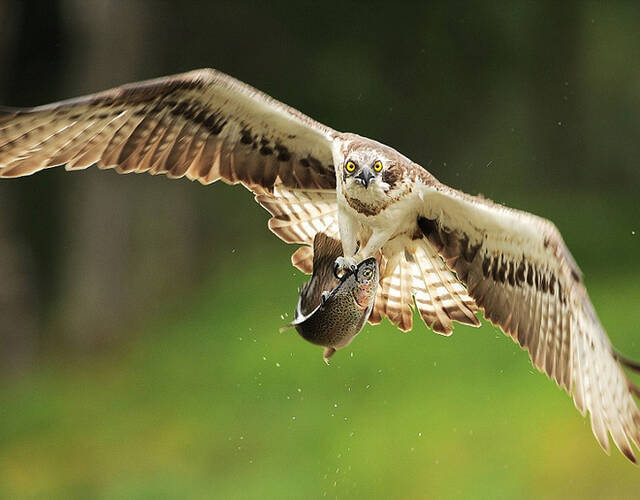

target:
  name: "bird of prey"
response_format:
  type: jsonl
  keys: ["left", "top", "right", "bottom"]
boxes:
{"left": 1, "top": 68, "right": 639, "bottom": 463}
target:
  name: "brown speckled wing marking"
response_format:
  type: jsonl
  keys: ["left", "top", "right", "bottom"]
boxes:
{"left": 0, "top": 69, "right": 336, "bottom": 193}
{"left": 256, "top": 185, "right": 339, "bottom": 273}
{"left": 256, "top": 186, "right": 339, "bottom": 245}
{"left": 368, "top": 238, "right": 479, "bottom": 333}
{"left": 419, "top": 183, "right": 640, "bottom": 463}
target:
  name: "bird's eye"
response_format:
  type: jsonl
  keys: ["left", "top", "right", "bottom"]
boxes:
{"left": 373, "top": 160, "right": 383, "bottom": 172}
{"left": 362, "top": 268, "right": 373, "bottom": 278}
{"left": 345, "top": 160, "right": 357, "bottom": 173}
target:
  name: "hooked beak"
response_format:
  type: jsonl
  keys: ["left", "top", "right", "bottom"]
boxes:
{"left": 355, "top": 167, "right": 374, "bottom": 189}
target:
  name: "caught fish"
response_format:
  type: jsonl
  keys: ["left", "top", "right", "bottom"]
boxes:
{"left": 283, "top": 233, "right": 379, "bottom": 363}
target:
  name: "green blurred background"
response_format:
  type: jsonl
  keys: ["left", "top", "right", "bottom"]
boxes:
{"left": 1, "top": 1, "right": 639, "bottom": 498}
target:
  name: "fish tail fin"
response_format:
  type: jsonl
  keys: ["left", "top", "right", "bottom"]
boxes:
{"left": 323, "top": 347, "right": 336, "bottom": 364}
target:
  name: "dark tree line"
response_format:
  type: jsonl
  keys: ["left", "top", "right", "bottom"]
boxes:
{"left": 1, "top": 0, "right": 639, "bottom": 374}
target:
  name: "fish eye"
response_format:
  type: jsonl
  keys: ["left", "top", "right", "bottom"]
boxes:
{"left": 361, "top": 268, "right": 373, "bottom": 279}
{"left": 345, "top": 160, "right": 357, "bottom": 173}
{"left": 373, "top": 160, "right": 383, "bottom": 172}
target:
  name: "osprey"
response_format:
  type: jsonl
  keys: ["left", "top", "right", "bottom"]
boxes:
{"left": 1, "top": 69, "right": 639, "bottom": 463}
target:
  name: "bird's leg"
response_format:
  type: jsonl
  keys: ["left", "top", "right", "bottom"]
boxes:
{"left": 335, "top": 210, "right": 359, "bottom": 277}
{"left": 355, "top": 228, "right": 394, "bottom": 261}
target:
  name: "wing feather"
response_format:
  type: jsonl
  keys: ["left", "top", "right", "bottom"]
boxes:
{"left": 371, "top": 237, "right": 480, "bottom": 333}
{"left": 255, "top": 185, "right": 339, "bottom": 273}
{"left": 417, "top": 181, "right": 640, "bottom": 462}
{"left": 0, "top": 69, "right": 341, "bottom": 261}
{"left": 0, "top": 69, "right": 337, "bottom": 193}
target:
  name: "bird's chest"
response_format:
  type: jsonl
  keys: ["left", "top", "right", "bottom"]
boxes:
{"left": 338, "top": 183, "right": 420, "bottom": 234}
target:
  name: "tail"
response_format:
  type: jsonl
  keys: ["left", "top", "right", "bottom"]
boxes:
{"left": 614, "top": 350, "right": 640, "bottom": 398}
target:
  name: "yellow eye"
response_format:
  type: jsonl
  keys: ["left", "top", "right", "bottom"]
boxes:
{"left": 345, "top": 160, "right": 356, "bottom": 173}
{"left": 362, "top": 268, "right": 373, "bottom": 278}
{"left": 373, "top": 160, "right": 383, "bottom": 172}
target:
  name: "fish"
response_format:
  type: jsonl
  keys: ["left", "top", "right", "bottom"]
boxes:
{"left": 283, "top": 232, "right": 379, "bottom": 363}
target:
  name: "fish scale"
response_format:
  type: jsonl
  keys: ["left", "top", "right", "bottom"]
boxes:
{"left": 283, "top": 232, "right": 379, "bottom": 363}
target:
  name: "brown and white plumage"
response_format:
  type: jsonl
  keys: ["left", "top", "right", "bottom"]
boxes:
{"left": 1, "top": 68, "right": 639, "bottom": 463}
{"left": 417, "top": 186, "right": 640, "bottom": 461}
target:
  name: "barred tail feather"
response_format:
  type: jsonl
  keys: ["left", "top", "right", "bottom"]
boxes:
{"left": 371, "top": 236, "right": 479, "bottom": 333}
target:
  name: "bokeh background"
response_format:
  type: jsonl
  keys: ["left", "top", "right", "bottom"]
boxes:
{"left": 1, "top": 1, "right": 639, "bottom": 498}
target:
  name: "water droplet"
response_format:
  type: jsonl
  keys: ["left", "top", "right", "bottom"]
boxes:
{"left": 292, "top": 416, "right": 296, "bottom": 420}
{"left": 275, "top": 362, "right": 281, "bottom": 368}
{"left": 418, "top": 432, "right": 422, "bottom": 437}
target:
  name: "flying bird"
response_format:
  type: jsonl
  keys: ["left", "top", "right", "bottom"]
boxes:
{"left": 1, "top": 68, "right": 639, "bottom": 462}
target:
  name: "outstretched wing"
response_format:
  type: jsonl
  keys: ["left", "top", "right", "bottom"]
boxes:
{"left": 417, "top": 181, "right": 640, "bottom": 463}
{"left": 0, "top": 68, "right": 339, "bottom": 250}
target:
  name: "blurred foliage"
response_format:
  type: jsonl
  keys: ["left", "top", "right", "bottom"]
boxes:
{"left": 0, "top": 0, "right": 639, "bottom": 498}
{"left": 1, "top": 197, "right": 640, "bottom": 498}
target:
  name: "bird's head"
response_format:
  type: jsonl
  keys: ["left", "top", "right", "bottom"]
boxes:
{"left": 342, "top": 155, "right": 385, "bottom": 190}
{"left": 335, "top": 134, "right": 406, "bottom": 199}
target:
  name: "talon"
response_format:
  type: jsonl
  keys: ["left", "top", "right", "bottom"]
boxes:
{"left": 333, "top": 262, "right": 342, "bottom": 279}
{"left": 334, "top": 256, "right": 358, "bottom": 279}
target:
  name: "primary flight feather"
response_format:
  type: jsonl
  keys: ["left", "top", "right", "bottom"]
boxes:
{"left": 1, "top": 68, "right": 639, "bottom": 463}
